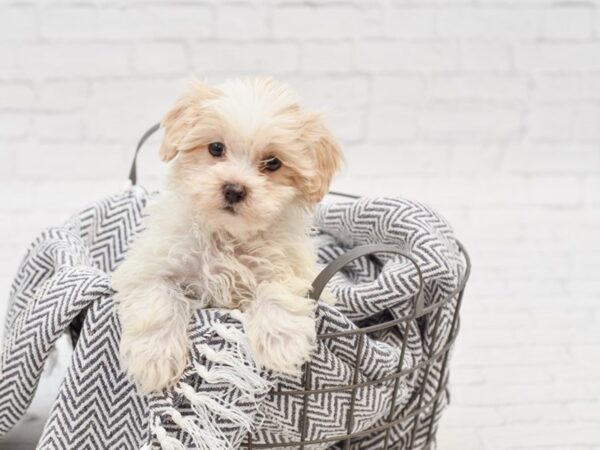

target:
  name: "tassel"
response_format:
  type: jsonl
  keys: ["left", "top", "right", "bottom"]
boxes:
{"left": 166, "top": 407, "right": 232, "bottom": 450}
{"left": 177, "top": 383, "right": 254, "bottom": 432}
{"left": 194, "top": 361, "right": 270, "bottom": 398}
{"left": 197, "top": 339, "right": 270, "bottom": 391}
{"left": 154, "top": 421, "right": 186, "bottom": 450}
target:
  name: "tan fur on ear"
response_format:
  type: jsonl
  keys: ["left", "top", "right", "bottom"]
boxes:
{"left": 302, "top": 114, "right": 344, "bottom": 203}
{"left": 159, "top": 80, "right": 218, "bottom": 162}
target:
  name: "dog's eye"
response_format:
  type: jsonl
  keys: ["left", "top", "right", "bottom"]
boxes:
{"left": 263, "top": 157, "right": 282, "bottom": 172}
{"left": 208, "top": 142, "right": 225, "bottom": 157}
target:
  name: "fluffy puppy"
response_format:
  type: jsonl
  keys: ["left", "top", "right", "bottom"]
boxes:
{"left": 111, "top": 77, "right": 343, "bottom": 393}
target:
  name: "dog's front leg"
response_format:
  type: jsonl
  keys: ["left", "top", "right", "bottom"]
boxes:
{"left": 243, "top": 281, "right": 317, "bottom": 375}
{"left": 114, "top": 278, "right": 191, "bottom": 393}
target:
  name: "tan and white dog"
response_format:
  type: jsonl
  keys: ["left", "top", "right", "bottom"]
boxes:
{"left": 111, "top": 77, "right": 343, "bottom": 393}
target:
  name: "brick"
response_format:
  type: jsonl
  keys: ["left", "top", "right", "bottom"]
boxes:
{"left": 584, "top": 177, "right": 600, "bottom": 205}
{"left": 85, "top": 80, "right": 176, "bottom": 141}
{"left": 291, "top": 76, "right": 369, "bottom": 108}
{"left": 529, "top": 176, "right": 582, "bottom": 206}
{"left": 505, "top": 143, "right": 600, "bottom": 174}
{"left": 215, "top": 4, "right": 267, "bottom": 39}
{"left": 541, "top": 5, "right": 594, "bottom": 39}
{"left": 0, "top": 6, "right": 36, "bottom": 41}
{"left": 422, "top": 104, "right": 522, "bottom": 140}
{"left": 437, "top": 6, "right": 539, "bottom": 39}
{"left": 449, "top": 367, "right": 485, "bottom": 386}
{"left": 429, "top": 75, "right": 528, "bottom": 101}
{"left": 482, "top": 366, "right": 552, "bottom": 385}
{"left": 0, "top": 147, "right": 16, "bottom": 178}
{"left": 39, "top": 4, "right": 99, "bottom": 40}
{"left": 442, "top": 406, "right": 504, "bottom": 427}
{"left": 461, "top": 42, "right": 513, "bottom": 72}
{"left": 14, "top": 142, "right": 126, "bottom": 179}
{"left": 133, "top": 43, "right": 187, "bottom": 76}
{"left": 482, "top": 424, "right": 600, "bottom": 448}
{"left": 435, "top": 426, "right": 483, "bottom": 450}
{"left": 327, "top": 108, "right": 364, "bottom": 143}
{"left": 33, "top": 113, "right": 84, "bottom": 142}
{"left": 0, "top": 181, "right": 36, "bottom": 211}
{"left": 385, "top": 6, "right": 436, "bottom": 38}
{"left": 300, "top": 42, "right": 354, "bottom": 74}
{"left": 569, "top": 402, "right": 600, "bottom": 422}
{"left": 0, "top": 44, "right": 21, "bottom": 79}
{"left": 533, "top": 75, "right": 582, "bottom": 101}
{"left": 516, "top": 43, "right": 600, "bottom": 72}
{"left": 37, "top": 80, "right": 88, "bottom": 112}
{"left": 583, "top": 76, "right": 600, "bottom": 99}
{"left": 526, "top": 104, "right": 573, "bottom": 139}
{"left": 357, "top": 42, "right": 459, "bottom": 72}
{"left": 574, "top": 103, "right": 600, "bottom": 139}
{"left": 19, "top": 44, "right": 130, "bottom": 79}
{"left": 272, "top": 5, "right": 380, "bottom": 39}
{"left": 451, "top": 143, "right": 504, "bottom": 175}
{"left": 497, "top": 404, "right": 569, "bottom": 424}
{"left": 464, "top": 208, "right": 522, "bottom": 240}
{"left": 345, "top": 143, "right": 451, "bottom": 175}
{"left": 192, "top": 43, "right": 299, "bottom": 74}
{"left": 40, "top": 5, "right": 213, "bottom": 40}
{"left": 371, "top": 75, "right": 425, "bottom": 104}
{"left": 366, "top": 104, "right": 417, "bottom": 141}
{"left": 455, "top": 380, "right": 588, "bottom": 406}
{"left": 425, "top": 176, "right": 529, "bottom": 207}
{"left": 0, "top": 83, "right": 35, "bottom": 110}
{"left": 0, "top": 114, "right": 30, "bottom": 140}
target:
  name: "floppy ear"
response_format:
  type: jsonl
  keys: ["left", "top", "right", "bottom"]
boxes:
{"left": 302, "top": 114, "right": 344, "bottom": 203}
{"left": 159, "top": 80, "right": 218, "bottom": 162}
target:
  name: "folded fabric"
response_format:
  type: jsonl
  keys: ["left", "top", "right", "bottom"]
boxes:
{"left": 0, "top": 187, "right": 465, "bottom": 450}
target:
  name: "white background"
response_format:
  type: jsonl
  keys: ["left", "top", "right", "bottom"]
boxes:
{"left": 1, "top": 1, "right": 600, "bottom": 449}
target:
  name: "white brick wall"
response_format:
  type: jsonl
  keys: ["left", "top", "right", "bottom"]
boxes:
{"left": 1, "top": 1, "right": 599, "bottom": 449}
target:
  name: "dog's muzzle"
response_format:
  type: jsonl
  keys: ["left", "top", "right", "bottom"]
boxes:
{"left": 222, "top": 183, "right": 247, "bottom": 205}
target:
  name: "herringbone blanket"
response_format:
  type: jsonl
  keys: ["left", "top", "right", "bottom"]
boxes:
{"left": 0, "top": 186, "right": 466, "bottom": 450}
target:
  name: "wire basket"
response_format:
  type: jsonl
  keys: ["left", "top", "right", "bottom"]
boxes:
{"left": 240, "top": 219, "right": 470, "bottom": 450}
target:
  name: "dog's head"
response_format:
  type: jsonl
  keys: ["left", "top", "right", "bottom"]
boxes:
{"left": 160, "top": 77, "right": 343, "bottom": 237}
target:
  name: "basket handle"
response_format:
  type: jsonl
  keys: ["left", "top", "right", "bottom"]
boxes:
{"left": 310, "top": 244, "right": 426, "bottom": 316}
{"left": 128, "top": 122, "right": 161, "bottom": 185}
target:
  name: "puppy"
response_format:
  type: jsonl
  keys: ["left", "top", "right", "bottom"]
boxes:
{"left": 111, "top": 77, "right": 343, "bottom": 393}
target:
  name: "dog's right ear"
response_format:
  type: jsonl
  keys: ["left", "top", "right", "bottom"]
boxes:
{"left": 159, "top": 80, "right": 218, "bottom": 162}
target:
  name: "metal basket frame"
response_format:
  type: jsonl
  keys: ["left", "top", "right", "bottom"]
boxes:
{"left": 242, "top": 205, "right": 470, "bottom": 450}
{"left": 127, "top": 125, "right": 471, "bottom": 450}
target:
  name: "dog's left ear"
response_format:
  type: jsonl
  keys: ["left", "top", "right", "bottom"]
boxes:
{"left": 302, "top": 114, "right": 344, "bottom": 203}
{"left": 159, "top": 80, "right": 218, "bottom": 162}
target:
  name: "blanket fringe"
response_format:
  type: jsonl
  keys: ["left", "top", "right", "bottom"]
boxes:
{"left": 167, "top": 407, "right": 230, "bottom": 450}
{"left": 178, "top": 383, "right": 254, "bottom": 431}
{"left": 145, "top": 320, "right": 271, "bottom": 449}
{"left": 154, "top": 420, "right": 186, "bottom": 450}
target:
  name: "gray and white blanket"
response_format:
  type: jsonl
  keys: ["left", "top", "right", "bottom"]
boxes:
{"left": 0, "top": 187, "right": 466, "bottom": 450}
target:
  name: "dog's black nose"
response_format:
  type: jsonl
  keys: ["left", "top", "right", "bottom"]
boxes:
{"left": 223, "top": 183, "right": 247, "bottom": 204}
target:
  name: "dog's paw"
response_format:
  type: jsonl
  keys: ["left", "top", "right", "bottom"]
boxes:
{"left": 120, "top": 333, "right": 188, "bottom": 393}
{"left": 244, "top": 284, "right": 317, "bottom": 375}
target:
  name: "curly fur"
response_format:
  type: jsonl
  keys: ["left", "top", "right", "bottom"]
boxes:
{"left": 111, "top": 77, "right": 342, "bottom": 393}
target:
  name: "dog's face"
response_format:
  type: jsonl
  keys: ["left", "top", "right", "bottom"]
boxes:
{"left": 160, "top": 77, "right": 343, "bottom": 237}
